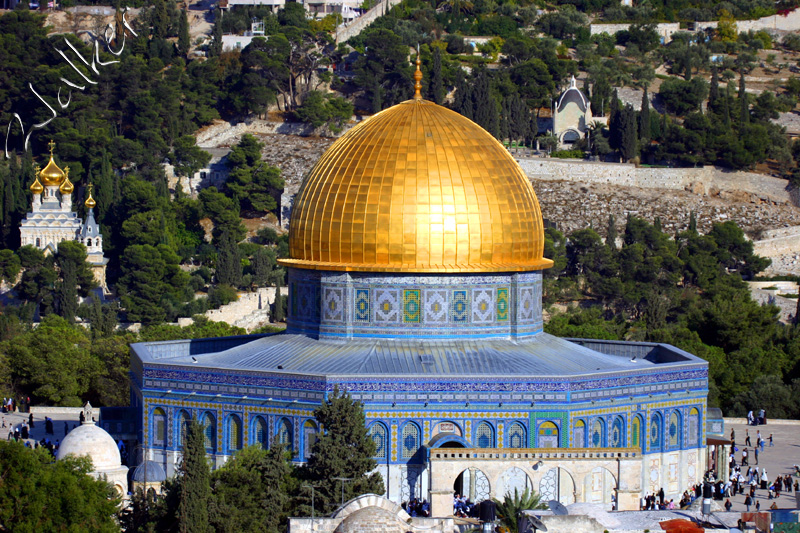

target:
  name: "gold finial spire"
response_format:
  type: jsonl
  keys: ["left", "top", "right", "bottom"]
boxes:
{"left": 413, "top": 48, "right": 423, "bottom": 100}
{"left": 48, "top": 139, "right": 56, "bottom": 156}
{"left": 60, "top": 166, "right": 74, "bottom": 194}
{"left": 30, "top": 164, "right": 43, "bottom": 195}
{"left": 85, "top": 184, "right": 96, "bottom": 209}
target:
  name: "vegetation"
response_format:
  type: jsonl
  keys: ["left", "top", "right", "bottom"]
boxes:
{"left": 543, "top": 216, "right": 800, "bottom": 418}
{"left": 494, "top": 488, "right": 547, "bottom": 533}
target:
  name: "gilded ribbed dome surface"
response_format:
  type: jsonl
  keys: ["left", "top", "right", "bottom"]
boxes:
{"left": 40, "top": 155, "right": 65, "bottom": 187}
{"left": 282, "top": 99, "right": 551, "bottom": 273}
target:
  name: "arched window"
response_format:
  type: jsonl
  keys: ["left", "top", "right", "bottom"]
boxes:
{"left": 611, "top": 417, "right": 625, "bottom": 447}
{"left": 35, "top": 238, "right": 41, "bottom": 247}
{"left": 475, "top": 422, "right": 494, "bottom": 448}
{"left": 176, "top": 410, "right": 191, "bottom": 448}
{"left": 368, "top": 422, "right": 388, "bottom": 459}
{"left": 227, "top": 415, "right": 242, "bottom": 453}
{"left": 401, "top": 423, "right": 420, "bottom": 459}
{"left": 202, "top": 412, "right": 216, "bottom": 452}
{"left": 507, "top": 422, "right": 526, "bottom": 448}
{"left": 303, "top": 420, "right": 318, "bottom": 460}
{"left": 573, "top": 419, "right": 586, "bottom": 448}
{"left": 687, "top": 408, "right": 700, "bottom": 447}
{"left": 668, "top": 411, "right": 681, "bottom": 448}
{"left": 632, "top": 415, "right": 644, "bottom": 450}
{"left": 276, "top": 418, "right": 292, "bottom": 448}
{"left": 591, "top": 418, "right": 606, "bottom": 448}
{"left": 650, "top": 412, "right": 662, "bottom": 451}
{"left": 538, "top": 421, "right": 559, "bottom": 448}
{"left": 253, "top": 416, "right": 268, "bottom": 450}
{"left": 153, "top": 408, "right": 167, "bottom": 446}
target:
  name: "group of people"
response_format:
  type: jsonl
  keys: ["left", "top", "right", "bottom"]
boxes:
{"left": 402, "top": 498, "right": 430, "bottom": 517}
{"left": 1, "top": 397, "right": 27, "bottom": 414}
{"left": 747, "top": 410, "right": 767, "bottom": 426}
{"left": 641, "top": 488, "right": 679, "bottom": 510}
{"left": 452, "top": 493, "right": 479, "bottom": 518}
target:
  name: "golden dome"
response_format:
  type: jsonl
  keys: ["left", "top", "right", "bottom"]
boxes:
{"left": 85, "top": 185, "right": 96, "bottom": 209}
{"left": 40, "top": 140, "right": 65, "bottom": 187}
{"left": 59, "top": 167, "right": 74, "bottom": 194}
{"left": 30, "top": 164, "right": 43, "bottom": 194}
{"left": 281, "top": 99, "right": 552, "bottom": 273}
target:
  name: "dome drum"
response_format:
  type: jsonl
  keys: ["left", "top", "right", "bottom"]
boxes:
{"left": 287, "top": 268, "right": 543, "bottom": 339}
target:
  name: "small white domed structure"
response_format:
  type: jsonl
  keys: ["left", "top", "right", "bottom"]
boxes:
{"left": 57, "top": 403, "right": 128, "bottom": 497}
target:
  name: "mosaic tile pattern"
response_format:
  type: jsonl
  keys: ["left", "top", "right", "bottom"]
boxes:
{"left": 322, "top": 287, "right": 343, "bottom": 322}
{"left": 497, "top": 288, "right": 509, "bottom": 322}
{"left": 403, "top": 289, "right": 421, "bottom": 323}
{"left": 452, "top": 290, "right": 468, "bottom": 322}
{"left": 471, "top": 288, "right": 494, "bottom": 323}
{"left": 375, "top": 289, "right": 401, "bottom": 323}
{"left": 355, "top": 288, "right": 370, "bottom": 323}
{"left": 424, "top": 290, "right": 448, "bottom": 323}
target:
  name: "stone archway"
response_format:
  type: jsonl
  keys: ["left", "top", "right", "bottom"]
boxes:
{"left": 454, "top": 468, "right": 491, "bottom": 503}
{"left": 538, "top": 467, "right": 576, "bottom": 505}
{"left": 498, "top": 467, "right": 531, "bottom": 498}
{"left": 583, "top": 466, "right": 616, "bottom": 507}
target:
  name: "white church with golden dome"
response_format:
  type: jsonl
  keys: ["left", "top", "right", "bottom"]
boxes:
{"left": 130, "top": 64, "right": 713, "bottom": 516}
{"left": 20, "top": 141, "right": 108, "bottom": 289}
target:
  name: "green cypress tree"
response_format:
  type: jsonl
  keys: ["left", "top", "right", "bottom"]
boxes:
{"left": 216, "top": 231, "right": 242, "bottom": 287}
{"left": 500, "top": 98, "right": 510, "bottom": 142}
{"left": 431, "top": 46, "right": 445, "bottom": 105}
{"left": 55, "top": 241, "right": 98, "bottom": 323}
{"left": 209, "top": 8, "right": 223, "bottom": 58}
{"left": 723, "top": 85, "right": 731, "bottom": 128}
{"left": 179, "top": 8, "right": 190, "bottom": 58}
{"left": 301, "top": 387, "right": 384, "bottom": 515}
{"left": 472, "top": 69, "right": 498, "bottom": 138}
{"left": 606, "top": 214, "right": 617, "bottom": 250}
{"left": 689, "top": 210, "right": 697, "bottom": 233}
{"left": 272, "top": 275, "right": 285, "bottom": 322}
{"left": 709, "top": 66, "right": 719, "bottom": 108}
{"left": 179, "top": 420, "right": 212, "bottom": 533}
{"left": 639, "top": 87, "right": 650, "bottom": 143}
{"left": 620, "top": 105, "right": 639, "bottom": 162}
{"left": 739, "top": 71, "right": 749, "bottom": 125}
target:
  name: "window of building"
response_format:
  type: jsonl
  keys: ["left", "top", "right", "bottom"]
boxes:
{"left": 668, "top": 411, "right": 680, "bottom": 448}
{"left": 253, "top": 416, "right": 268, "bottom": 449}
{"left": 475, "top": 421, "right": 493, "bottom": 448}
{"left": 228, "top": 415, "right": 242, "bottom": 452}
{"left": 611, "top": 417, "right": 624, "bottom": 447}
{"left": 153, "top": 408, "right": 166, "bottom": 446}
{"left": 177, "top": 410, "right": 191, "bottom": 448}
{"left": 401, "top": 423, "right": 419, "bottom": 459}
{"left": 202, "top": 412, "right": 216, "bottom": 451}
{"left": 507, "top": 422, "right": 526, "bottom": 448}
{"left": 650, "top": 413, "right": 662, "bottom": 450}
{"left": 573, "top": 419, "right": 586, "bottom": 447}
{"left": 632, "top": 415, "right": 643, "bottom": 449}
{"left": 303, "top": 420, "right": 318, "bottom": 460}
{"left": 368, "top": 423, "right": 388, "bottom": 459}
{"left": 538, "top": 421, "right": 559, "bottom": 448}
{"left": 592, "top": 419, "right": 605, "bottom": 448}
{"left": 276, "top": 418, "right": 292, "bottom": 448}
{"left": 687, "top": 408, "right": 699, "bottom": 447}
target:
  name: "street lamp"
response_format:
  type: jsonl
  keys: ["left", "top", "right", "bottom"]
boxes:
{"left": 302, "top": 484, "right": 320, "bottom": 519}
{"left": 333, "top": 477, "right": 354, "bottom": 507}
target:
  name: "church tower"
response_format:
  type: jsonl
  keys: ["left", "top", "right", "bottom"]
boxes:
{"left": 19, "top": 141, "right": 109, "bottom": 291}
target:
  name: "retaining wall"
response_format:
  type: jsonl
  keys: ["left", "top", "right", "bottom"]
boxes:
{"left": 334, "top": 0, "right": 403, "bottom": 43}
{"left": 752, "top": 225, "right": 800, "bottom": 256}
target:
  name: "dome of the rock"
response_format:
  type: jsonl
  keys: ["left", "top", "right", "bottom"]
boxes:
{"left": 281, "top": 98, "right": 552, "bottom": 273}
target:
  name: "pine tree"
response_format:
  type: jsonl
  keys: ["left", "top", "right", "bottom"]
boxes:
{"left": 639, "top": 87, "right": 650, "bottom": 143}
{"left": 739, "top": 71, "right": 749, "bottom": 125}
{"left": 216, "top": 230, "right": 242, "bottom": 287}
{"left": 606, "top": 214, "right": 617, "bottom": 250}
{"left": 178, "top": 420, "right": 212, "bottom": 533}
{"left": 178, "top": 8, "right": 190, "bottom": 58}
{"left": 301, "top": 387, "right": 384, "bottom": 515}
{"left": 431, "top": 46, "right": 445, "bottom": 105}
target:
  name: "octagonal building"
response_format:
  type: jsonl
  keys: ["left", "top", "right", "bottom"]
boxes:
{"left": 130, "top": 70, "right": 710, "bottom": 514}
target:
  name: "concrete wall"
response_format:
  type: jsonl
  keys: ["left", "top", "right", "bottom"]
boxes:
{"left": 516, "top": 158, "right": 795, "bottom": 207}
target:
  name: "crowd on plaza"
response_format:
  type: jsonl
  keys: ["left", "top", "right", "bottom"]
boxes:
{"left": 402, "top": 497, "right": 431, "bottom": 517}
{"left": 452, "top": 493, "right": 479, "bottom": 518}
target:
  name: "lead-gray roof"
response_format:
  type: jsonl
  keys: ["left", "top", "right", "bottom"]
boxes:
{"left": 133, "top": 332, "right": 705, "bottom": 379}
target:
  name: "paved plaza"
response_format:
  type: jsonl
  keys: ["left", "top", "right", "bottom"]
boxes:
{"left": 716, "top": 419, "right": 800, "bottom": 512}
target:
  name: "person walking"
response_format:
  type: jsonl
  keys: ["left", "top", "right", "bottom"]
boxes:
{"left": 754, "top": 446, "right": 759, "bottom": 465}
{"left": 745, "top": 430, "right": 751, "bottom": 446}
{"left": 745, "top": 494, "right": 752, "bottom": 512}
{"left": 742, "top": 448, "right": 749, "bottom": 466}
{"left": 768, "top": 434, "right": 773, "bottom": 447}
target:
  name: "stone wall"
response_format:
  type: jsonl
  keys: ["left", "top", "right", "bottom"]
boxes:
{"left": 204, "top": 286, "right": 288, "bottom": 331}
{"left": 334, "top": 0, "right": 404, "bottom": 43}
{"left": 516, "top": 158, "right": 795, "bottom": 207}
{"left": 752, "top": 225, "right": 800, "bottom": 256}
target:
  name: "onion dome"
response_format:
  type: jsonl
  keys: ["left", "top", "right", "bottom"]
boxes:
{"left": 281, "top": 61, "right": 551, "bottom": 274}
{"left": 40, "top": 140, "right": 66, "bottom": 187}
{"left": 59, "top": 166, "right": 74, "bottom": 195}
{"left": 30, "top": 164, "right": 43, "bottom": 195}
{"left": 85, "top": 184, "right": 96, "bottom": 209}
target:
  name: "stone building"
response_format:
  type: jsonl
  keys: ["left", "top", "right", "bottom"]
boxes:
{"left": 20, "top": 141, "right": 108, "bottom": 290}
{"left": 553, "top": 76, "right": 594, "bottom": 148}
{"left": 130, "top": 64, "right": 710, "bottom": 516}
{"left": 57, "top": 403, "right": 129, "bottom": 497}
